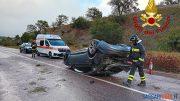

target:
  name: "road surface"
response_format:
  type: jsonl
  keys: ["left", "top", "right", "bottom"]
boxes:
{"left": 0, "top": 46, "right": 179, "bottom": 101}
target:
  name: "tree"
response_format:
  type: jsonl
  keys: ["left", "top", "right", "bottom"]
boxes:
{"left": 108, "top": 0, "right": 139, "bottom": 16}
{"left": 90, "top": 19, "right": 123, "bottom": 44}
{"left": 51, "top": 22, "right": 57, "bottom": 33}
{"left": 35, "top": 20, "right": 49, "bottom": 33}
{"left": 56, "top": 14, "right": 68, "bottom": 28}
{"left": 26, "top": 24, "right": 37, "bottom": 33}
{"left": 71, "top": 17, "right": 90, "bottom": 29}
{"left": 21, "top": 32, "right": 36, "bottom": 43}
{"left": 86, "top": 7, "right": 102, "bottom": 20}
{"left": 71, "top": 17, "right": 76, "bottom": 23}
{"left": 14, "top": 35, "right": 21, "bottom": 45}
{"left": 0, "top": 37, "right": 16, "bottom": 46}
{"left": 107, "top": 15, "right": 126, "bottom": 26}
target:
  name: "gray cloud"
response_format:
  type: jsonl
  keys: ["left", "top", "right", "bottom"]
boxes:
{"left": 0, "top": 0, "right": 164, "bottom": 37}
{"left": 0, "top": 0, "right": 85, "bottom": 36}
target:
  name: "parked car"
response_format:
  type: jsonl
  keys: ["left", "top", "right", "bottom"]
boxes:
{"left": 20, "top": 43, "right": 32, "bottom": 53}
{"left": 64, "top": 39, "right": 132, "bottom": 76}
{"left": 36, "top": 34, "right": 70, "bottom": 58}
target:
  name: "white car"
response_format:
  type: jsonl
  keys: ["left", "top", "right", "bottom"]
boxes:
{"left": 36, "top": 34, "right": 70, "bottom": 58}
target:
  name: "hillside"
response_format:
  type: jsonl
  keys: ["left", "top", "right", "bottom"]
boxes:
{"left": 61, "top": 5, "right": 180, "bottom": 52}
{"left": 124, "top": 5, "right": 180, "bottom": 51}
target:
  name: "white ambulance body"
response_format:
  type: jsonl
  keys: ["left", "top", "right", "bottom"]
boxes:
{"left": 36, "top": 34, "right": 70, "bottom": 58}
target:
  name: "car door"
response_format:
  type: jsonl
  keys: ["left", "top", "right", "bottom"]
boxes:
{"left": 39, "top": 40, "right": 45, "bottom": 54}
{"left": 44, "top": 40, "right": 50, "bottom": 54}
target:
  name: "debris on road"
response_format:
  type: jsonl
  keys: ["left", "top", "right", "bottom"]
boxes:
{"left": 58, "top": 79, "right": 66, "bottom": 82}
{"left": 37, "top": 77, "right": 46, "bottom": 81}
{"left": 90, "top": 80, "right": 95, "bottom": 84}
{"left": 29, "top": 81, "right": 37, "bottom": 86}
{"left": 152, "top": 85, "right": 161, "bottom": 90}
{"left": 29, "top": 86, "right": 47, "bottom": 94}
{"left": 36, "top": 64, "right": 41, "bottom": 67}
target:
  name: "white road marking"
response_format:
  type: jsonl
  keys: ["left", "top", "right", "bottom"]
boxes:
{"left": 0, "top": 47, "right": 175, "bottom": 101}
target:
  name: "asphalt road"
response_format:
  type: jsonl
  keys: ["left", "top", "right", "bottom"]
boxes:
{"left": 0, "top": 46, "right": 179, "bottom": 101}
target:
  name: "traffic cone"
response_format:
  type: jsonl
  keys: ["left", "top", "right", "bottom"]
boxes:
{"left": 147, "top": 59, "right": 153, "bottom": 74}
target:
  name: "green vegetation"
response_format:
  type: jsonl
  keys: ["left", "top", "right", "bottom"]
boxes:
{"left": 90, "top": 19, "right": 123, "bottom": 44}
{"left": 0, "top": 2, "right": 179, "bottom": 53}
{"left": 0, "top": 35, "right": 20, "bottom": 46}
{"left": 86, "top": 7, "right": 102, "bottom": 20}
{"left": 71, "top": 17, "right": 90, "bottom": 29}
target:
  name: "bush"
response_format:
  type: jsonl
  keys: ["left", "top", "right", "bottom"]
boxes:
{"left": 167, "top": 33, "right": 180, "bottom": 52}
{"left": 107, "top": 15, "right": 126, "bottom": 26}
{"left": 0, "top": 37, "right": 17, "bottom": 46}
{"left": 90, "top": 19, "right": 123, "bottom": 44}
{"left": 145, "top": 52, "right": 180, "bottom": 73}
{"left": 71, "top": 17, "right": 90, "bottom": 29}
{"left": 21, "top": 32, "right": 37, "bottom": 43}
{"left": 62, "top": 32, "right": 78, "bottom": 46}
{"left": 158, "top": 30, "right": 180, "bottom": 52}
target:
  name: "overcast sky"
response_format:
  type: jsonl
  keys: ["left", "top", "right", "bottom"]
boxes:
{"left": 0, "top": 0, "right": 163, "bottom": 37}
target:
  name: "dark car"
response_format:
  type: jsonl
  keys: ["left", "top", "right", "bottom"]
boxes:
{"left": 20, "top": 43, "right": 32, "bottom": 53}
{"left": 64, "top": 39, "right": 132, "bottom": 76}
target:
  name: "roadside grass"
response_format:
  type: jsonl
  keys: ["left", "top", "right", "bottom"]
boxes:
{"left": 5, "top": 45, "right": 19, "bottom": 49}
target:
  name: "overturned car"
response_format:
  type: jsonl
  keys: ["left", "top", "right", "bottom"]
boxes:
{"left": 64, "top": 39, "right": 132, "bottom": 76}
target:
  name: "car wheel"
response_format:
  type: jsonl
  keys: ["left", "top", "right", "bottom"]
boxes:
{"left": 37, "top": 52, "right": 40, "bottom": 56}
{"left": 25, "top": 49, "right": 28, "bottom": 54}
{"left": 88, "top": 40, "right": 97, "bottom": 58}
{"left": 49, "top": 52, "right": 53, "bottom": 59}
{"left": 68, "top": 65, "right": 75, "bottom": 71}
{"left": 20, "top": 49, "right": 22, "bottom": 53}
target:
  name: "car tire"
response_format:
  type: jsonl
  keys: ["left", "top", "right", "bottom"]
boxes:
{"left": 88, "top": 40, "right": 97, "bottom": 59}
{"left": 25, "top": 49, "right": 28, "bottom": 54}
{"left": 49, "top": 52, "right": 53, "bottom": 59}
{"left": 68, "top": 65, "right": 75, "bottom": 71}
{"left": 20, "top": 49, "right": 22, "bottom": 53}
{"left": 37, "top": 52, "right": 40, "bottom": 56}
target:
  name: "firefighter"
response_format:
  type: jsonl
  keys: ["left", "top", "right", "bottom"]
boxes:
{"left": 123, "top": 34, "right": 146, "bottom": 87}
{"left": 31, "top": 40, "right": 37, "bottom": 58}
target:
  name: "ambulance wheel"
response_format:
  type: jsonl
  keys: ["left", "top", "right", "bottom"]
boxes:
{"left": 37, "top": 52, "right": 40, "bottom": 56}
{"left": 49, "top": 52, "right": 53, "bottom": 59}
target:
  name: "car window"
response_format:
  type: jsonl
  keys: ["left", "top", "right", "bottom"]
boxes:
{"left": 45, "top": 40, "right": 49, "bottom": 46}
{"left": 48, "top": 39, "right": 66, "bottom": 46}
{"left": 25, "top": 44, "right": 31, "bottom": 47}
{"left": 40, "top": 40, "right": 44, "bottom": 46}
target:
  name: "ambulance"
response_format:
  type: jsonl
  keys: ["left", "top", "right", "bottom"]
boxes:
{"left": 36, "top": 34, "right": 70, "bottom": 58}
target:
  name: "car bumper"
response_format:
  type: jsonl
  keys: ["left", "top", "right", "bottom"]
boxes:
{"left": 26, "top": 49, "right": 32, "bottom": 53}
{"left": 53, "top": 52, "right": 66, "bottom": 57}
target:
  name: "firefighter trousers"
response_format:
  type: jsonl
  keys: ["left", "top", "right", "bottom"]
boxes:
{"left": 128, "top": 63, "right": 145, "bottom": 81}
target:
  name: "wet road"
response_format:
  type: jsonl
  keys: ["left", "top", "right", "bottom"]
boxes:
{"left": 0, "top": 46, "right": 179, "bottom": 101}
